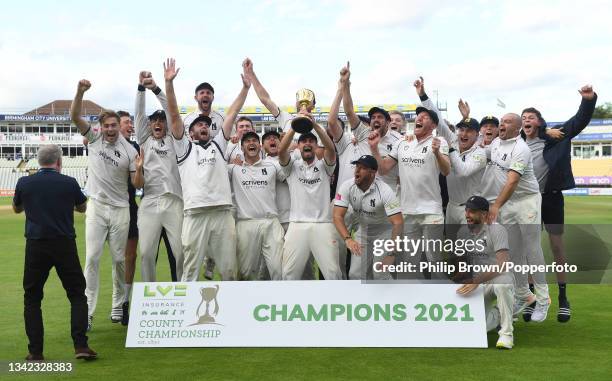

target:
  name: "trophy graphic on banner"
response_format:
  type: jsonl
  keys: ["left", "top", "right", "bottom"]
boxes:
{"left": 194, "top": 285, "right": 220, "bottom": 325}
{"left": 291, "top": 88, "right": 316, "bottom": 134}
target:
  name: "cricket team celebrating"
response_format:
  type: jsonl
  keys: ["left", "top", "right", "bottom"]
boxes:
{"left": 70, "top": 58, "right": 597, "bottom": 350}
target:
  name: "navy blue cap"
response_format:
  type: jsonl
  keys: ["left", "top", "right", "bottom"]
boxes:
{"left": 351, "top": 154, "right": 378, "bottom": 171}
{"left": 480, "top": 115, "right": 499, "bottom": 127}
{"left": 456, "top": 117, "right": 480, "bottom": 131}
{"left": 463, "top": 195, "right": 490, "bottom": 211}
{"left": 415, "top": 106, "right": 439, "bottom": 125}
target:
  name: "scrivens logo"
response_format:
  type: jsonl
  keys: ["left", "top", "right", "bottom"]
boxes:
{"left": 401, "top": 157, "right": 425, "bottom": 165}
{"left": 241, "top": 180, "right": 268, "bottom": 188}
{"left": 299, "top": 177, "right": 322, "bottom": 185}
{"left": 197, "top": 157, "right": 216, "bottom": 165}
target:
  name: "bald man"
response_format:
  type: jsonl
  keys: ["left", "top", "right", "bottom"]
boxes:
{"left": 480, "top": 113, "right": 550, "bottom": 323}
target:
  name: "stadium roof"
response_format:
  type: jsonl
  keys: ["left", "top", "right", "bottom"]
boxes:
{"left": 25, "top": 100, "right": 104, "bottom": 116}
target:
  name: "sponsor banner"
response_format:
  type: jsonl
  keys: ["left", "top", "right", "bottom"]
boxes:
{"left": 575, "top": 176, "right": 612, "bottom": 186}
{"left": 587, "top": 188, "right": 612, "bottom": 196}
{"left": 563, "top": 188, "right": 612, "bottom": 196}
{"left": 0, "top": 115, "right": 97, "bottom": 122}
{"left": 126, "top": 281, "right": 486, "bottom": 348}
{"left": 0, "top": 189, "right": 15, "bottom": 197}
{"left": 573, "top": 133, "right": 612, "bottom": 141}
{"left": 563, "top": 188, "right": 590, "bottom": 195}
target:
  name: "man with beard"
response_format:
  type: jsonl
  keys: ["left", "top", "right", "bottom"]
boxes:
{"left": 414, "top": 79, "right": 487, "bottom": 227}
{"left": 278, "top": 114, "right": 342, "bottom": 280}
{"left": 134, "top": 72, "right": 183, "bottom": 286}
{"left": 260, "top": 130, "right": 315, "bottom": 281}
{"left": 520, "top": 85, "right": 597, "bottom": 323}
{"left": 480, "top": 113, "right": 549, "bottom": 322}
{"left": 165, "top": 58, "right": 248, "bottom": 281}
{"left": 182, "top": 81, "right": 224, "bottom": 139}
{"left": 116, "top": 110, "right": 139, "bottom": 325}
{"left": 456, "top": 196, "right": 514, "bottom": 350}
{"left": 228, "top": 131, "right": 285, "bottom": 280}
{"left": 370, "top": 102, "right": 450, "bottom": 279}
{"left": 333, "top": 155, "right": 403, "bottom": 280}
{"left": 339, "top": 63, "right": 402, "bottom": 193}
{"left": 70, "top": 80, "right": 142, "bottom": 331}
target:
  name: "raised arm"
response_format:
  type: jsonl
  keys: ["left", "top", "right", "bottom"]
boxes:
{"left": 278, "top": 128, "right": 296, "bottom": 166}
{"left": 70, "top": 79, "right": 92, "bottom": 134}
{"left": 312, "top": 119, "right": 336, "bottom": 165}
{"left": 415, "top": 76, "right": 455, "bottom": 145}
{"left": 341, "top": 63, "right": 360, "bottom": 129}
{"left": 221, "top": 70, "right": 251, "bottom": 140}
{"left": 135, "top": 71, "right": 151, "bottom": 144}
{"left": 432, "top": 137, "right": 450, "bottom": 176}
{"left": 243, "top": 58, "right": 280, "bottom": 117}
{"left": 327, "top": 79, "right": 344, "bottom": 141}
{"left": 163, "top": 58, "right": 183, "bottom": 140}
{"left": 368, "top": 130, "right": 397, "bottom": 175}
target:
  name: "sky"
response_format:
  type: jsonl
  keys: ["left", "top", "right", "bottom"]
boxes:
{"left": 0, "top": 0, "right": 610, "bottom": 122}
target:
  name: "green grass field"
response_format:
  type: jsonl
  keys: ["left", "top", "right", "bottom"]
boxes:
{"left": 1, "top": 196, "right": 611, "bottom": 380}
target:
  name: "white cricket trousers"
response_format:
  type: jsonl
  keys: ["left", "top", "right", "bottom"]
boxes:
{"left": 84, "top": 199, "right": 129, "bottom": 316}
{"left": 399, "top": 214, "right": 445, "bottom": 280}
{"left": 181, "top": 208, "right": 237, "bottom": 281}
{"left": 483, "top": 273, "right": 515, "bottom": 338}
{"left": 138, "top": 194, "right": 184, "bottom": 282}
{"left": 236, "top": 218, "right": 284, "bottom": 280}
{"left": 445, "top": 201, "right": 466, "bottom": 226}
{"left": 499, "top": 193, "right": 549, "bottom": 304}
{"left": 282, "top": 222, "right": 342, "bottom": 280}
{"left": 348, "top": 226, "right": 393, "bottom": 280}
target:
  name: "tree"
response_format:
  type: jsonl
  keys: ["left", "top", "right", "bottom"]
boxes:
{"left": 593, "top": 102, "right": 612, "bottom": 119}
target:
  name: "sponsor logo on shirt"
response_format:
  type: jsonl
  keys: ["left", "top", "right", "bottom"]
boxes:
{"left": 150, "top": 146, "right": 169, "bottom": 157}
{"left": 401, "top": 157, "right": 426, "bottom": 165}
{"left": 299, "top": 177, "right": 322, "bottom": 185}
{"left": 241, "top": 180, "right": 268, "bottom": 187}
{"left": 197, "top": 157, "right": 216, "bottom": 165}
{"left": 98, "top": 150, "right": 119, "bottom": 167}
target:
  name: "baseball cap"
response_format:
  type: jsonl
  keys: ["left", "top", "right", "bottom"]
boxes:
{"left": 240, "top": 130, "right": 260, "bottom": 145}
{"left": 456, "top": 117, "right": 480, "bottom": 131}
{"left": 462, "top": 195, "right": 490, "bottom": 211}
{"left": 358, "top": 115, "right": 370, "bottom": 125}
{"left": 148, "top": 109, "right": 166, "bottom": 121}
{"left": 351, "top": 154, "right": 378, "bottom": 171}
{"left": 297, "top": 131, "right": 318, "bottom": 143}
{"left": 195, "top": 82, "right": 215, "bottom": 94}
{"left": 480, "top": 115, "right": 499, "bottom": 127}
{"left": 368, "top": 106, "right": 391, "bottom": 121}
{"left": 261, "top": 130, "right": 281, "bottom": 141}
{"left": 415, "top": 106, "right": 439, "bottom": 125}
{"left": 188, "top": 115, "right": 212, "bottom": 131}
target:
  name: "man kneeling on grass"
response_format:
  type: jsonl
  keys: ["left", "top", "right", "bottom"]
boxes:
{"left": 455, "top": 196, "right": 515, "bottom": 350}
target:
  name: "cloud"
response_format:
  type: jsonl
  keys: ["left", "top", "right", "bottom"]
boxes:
{"left": 335, "top": 0, "right": 454, "bottom": 29}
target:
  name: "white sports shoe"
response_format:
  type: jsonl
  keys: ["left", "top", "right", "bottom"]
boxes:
{"left": 530, "top": 299, "right": 551, "bottom": 323}
{"left": 496, "top": 334, "right": 513, "bottom": 349}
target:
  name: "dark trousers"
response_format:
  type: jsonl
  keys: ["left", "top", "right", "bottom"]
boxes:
{"left": 24, "top": 238, "right": 88, "bottom": 355}
{"left": 156, "top": 228, "right": 177, "bottom": 282}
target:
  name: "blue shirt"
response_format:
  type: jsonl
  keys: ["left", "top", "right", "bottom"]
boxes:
{"left": 13, "top": 168, "right": 87, "bottom": 239}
